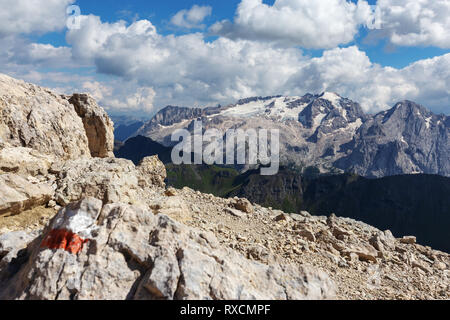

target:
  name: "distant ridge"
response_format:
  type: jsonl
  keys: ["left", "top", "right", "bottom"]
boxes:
{"left": 134, "top": 93, "right": 449, "bottom": 178}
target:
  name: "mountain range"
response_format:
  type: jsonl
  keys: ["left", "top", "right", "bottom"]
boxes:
{"left": 131, "top": 93, "right": 449, "bottom": 178}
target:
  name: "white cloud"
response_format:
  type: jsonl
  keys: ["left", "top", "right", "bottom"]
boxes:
{"left": 210, "top": 0, "right": 373, "bottom": 49}
{"left": 1, "top": 8, "right": 448, "bottom": 116}
{"left": 0, "top": 0, "right": 74, "bottom": 37}
{"left": 170, "top": 5, "right": 212, "bottom": 29}
{"left": 80, "top": 81, "right": 156, "bottom": 113}
{"left": 63, "top": 15, "right": 450, "bottom": 114}
{"left": 211, "top": 0, "right": 450, "bottom": 49}
{"left": 13, "top": 43, "right": 72, "bottom": 67}
{"left": 66, "top": 15, "right": 158, "bottom": 64}
{"left": 66, "top": 15, "right": 304, "bottom": 108}
{"left": 372, "top": 0, "right": 450, "bottom": 48}
{"left": 286, "top": 46, "right": 450, "bottom": 114}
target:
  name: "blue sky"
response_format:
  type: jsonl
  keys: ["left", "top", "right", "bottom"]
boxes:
{"left": 40, "top": 0, "right": 445, "bottom": 68}
{"left": 0, "top": 0, "right": 449, "bottom": 116}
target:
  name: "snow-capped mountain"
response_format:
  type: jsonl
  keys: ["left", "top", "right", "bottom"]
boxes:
{"left": 135, "top": 93, "right": 449, "bottom": 178}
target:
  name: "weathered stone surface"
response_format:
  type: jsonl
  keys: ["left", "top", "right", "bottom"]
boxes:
{"left": 53, "top": 157, "right": 165, "bottom": 206}
{"left": 0, "top": 230, "right": 40, "bottom": 281}
{"left": 370, "top": 230, "right": 396, "bottom": 252}
{"left": 0, "top": 198, "right": 336, "bottom": 300}
{"left": 0, "top": 147, "right": 55, "bottom": 176}
{"left": 165, "top": 187, "right": 177, "bottom": 197}
{"left": 0, "top": 74, "right": 91, "bottom": 159}
{"left": 400, "top": 236, "right": 417, "bottom": 245}
{"left": 225, "top": 208, "right": 246, "bottom": 219}
{"left": 274, "top": 213, "right": 289, "bottom": 222}
{"left": 297, "top": 229, "right": 316, "bottom": 242}
{"left": 232, "top": 199, "right": 254, "bottom": 213}
{"left": 68, "top": 94, "right": 114, "bottom": 158}
{"left": 342, "top": 245, "right": 379, "bottom": 263}
{"left": 137, "top": 156, "right": 167, "bottom": 188}
{"left": 150, "top": 196, "right": 192, "bottom": 224}
{"left": 0, "top": 174, "right": 53, "bottom": 216}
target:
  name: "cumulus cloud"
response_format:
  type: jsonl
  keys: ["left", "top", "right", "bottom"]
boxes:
{"left": 210, "top": 0, "right": 373, "bottom": 49}
{"left": 286, "top": 46, "right": 450, "bottom": 114}
{"left": 372, "top": 0, "right": 450, "bottom": 48}
{"left": 1, "top": 6, "right": 448, "bottom": 115}
{"left": 62, "top": 15, "right": 450, "bottom": 114}
{"left": 170, "top": 5, "right": 212, "bottom": 29}
{"left": 66, "top": 15, "right": 304, "bottom": 108}
{"left": 13, "top": 43, "right": 72, "bottom": 67}
{"left": 0, "top": 0, "right": 74, "bottom": 37}
{"left": 211, "top": 0, "right": 450, "bottom": 49}
{"left": 81, "top": 81, "right": 156, "bottom": 113}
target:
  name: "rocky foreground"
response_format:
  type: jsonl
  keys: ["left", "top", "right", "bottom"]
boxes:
{"left": 0, "top": 74, "right": 449, "bottom": 300}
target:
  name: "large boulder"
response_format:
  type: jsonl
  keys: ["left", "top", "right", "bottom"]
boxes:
{"left": 0, "top": 74, "right": 114, "bottom": 160}
{"left": 137, "top": 156, "right": 167, "bottom": 188}
{"left": 0, "top": 74, "right": 90, "bottom": 159}
{"left": 68, "top": 94, "right": 114, "bottom": 158}
{"left": 0, "top": 198, "right": 335, "bottom": 300}
{"left": 0, "top": 174, "right": 53, "bottom": 216}
{"left": 53, "top": 156, "right": 167, "bottom": 206}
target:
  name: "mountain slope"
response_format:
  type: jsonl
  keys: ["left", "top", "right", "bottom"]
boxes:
{"left": 168, "top": 165, "right": 450, "bottom": 253}
{"left": 114, "top": 135, "right": 173, "bottom": 164}
{"left": 335, "top": 101, "right": 449, "bottom": 177}
{"left": 115, "top": 135, "right": 450, "bottom": 252}
{"left": 303, "top": 173, "right": 450, "bottom": 253}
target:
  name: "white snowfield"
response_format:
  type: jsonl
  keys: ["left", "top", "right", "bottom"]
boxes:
{"left": 219, "top": 96, "right": 306, "bottom": 121}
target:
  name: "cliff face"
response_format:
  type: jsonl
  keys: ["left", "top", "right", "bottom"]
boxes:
{"left": 0, "top": 74, "right": 114, "bottom": 160}
{"left": 68, "top": 94, "right": 115, "bottom": 158}
{"left": 335, "top": 101, "right": 450, "bottom": 177}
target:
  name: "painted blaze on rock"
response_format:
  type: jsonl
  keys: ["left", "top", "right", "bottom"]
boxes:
{"left": 40, "top": 197, "right": 102, "bottom": 255}
{"left": 40, "top": 229, "right": 89, "bottom": 254}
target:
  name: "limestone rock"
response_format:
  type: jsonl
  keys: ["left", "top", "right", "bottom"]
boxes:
{"left": 67, "top": 94, "right": 114, "bottom": 158}
{"left": 0, "top": 74, "right": 91, "bottom": 159}
{"left": 400, "top": 236, "right": 417, "bottom": 245}
{"left": 433, "top": 261, "right": 447, "bottom": 270}
{"left": 165, "top": 187, "right": 177, "bottom": 197}
{"left": 137, "top": 156, "right": 167, "bottom": 188}
{"left": 0, "top": 198, "right": 336, "bottom": 300}
{"left": 150, "top": 196, "right": 191, "bottom": 224}
{"left": 232, "top": 199, "right": 254, "bottom": 214}
{"left": 332, "top": 226, "right": 352, "bottom": 240}
{"left": 0, "top": 147, "right": 55, "bottom": 176}
{"left": 297, "top": 229, "right": 316, "bottom": 242}
{"left": 369, "top": 230, "right": 396, "bottom": 252}
{"left": 0, "top": 230, "right": 40, "bottom": 281}
{"left": 225, "top": 208, "right": 246, "bottom": 219}
{"left": 53, "top": 157, "right": 165, "bottom": 206}
{"left": 342, "top": 245, "right": 378, "bottom": 263}
{"left": 0, "top": 174, "right": 53, "bottom": 216}
{"left": 274, "top": 213, "right": 289, "bottom": 222}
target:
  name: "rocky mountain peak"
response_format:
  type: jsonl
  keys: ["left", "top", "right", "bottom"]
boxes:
{"left": 382, "top": 100, "right": 433, "bottom": 123}
{"left": 298, "top": 93, "right": 365, "bottom": 131}
{"left": 0, "top": 73, "right": 114, "bottom": 160}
